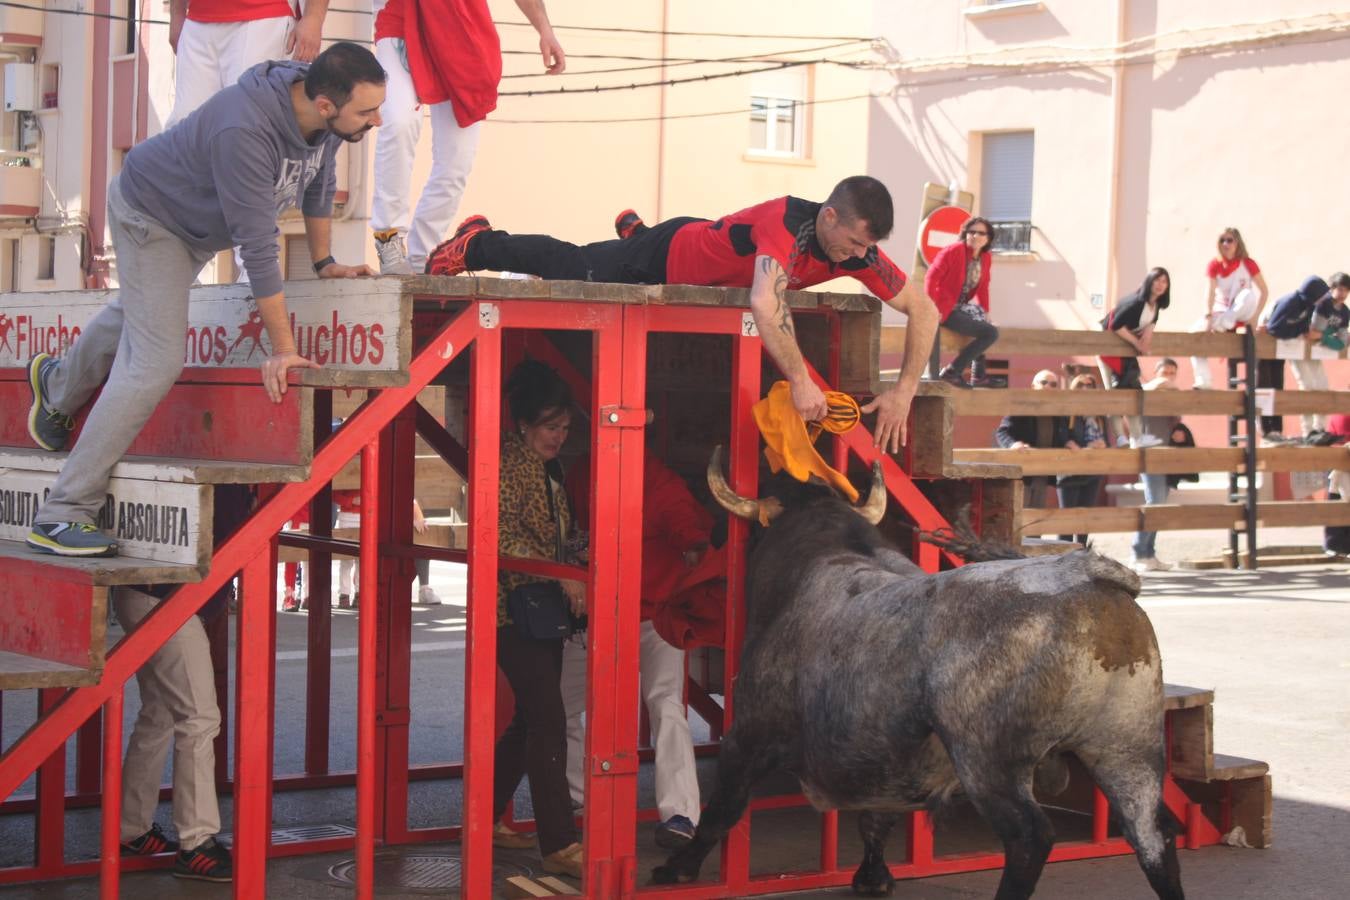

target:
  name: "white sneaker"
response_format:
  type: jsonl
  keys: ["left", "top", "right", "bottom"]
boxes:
{"left": 1131, "top": 557, "right": 1173, "bottom": 573}
{"left": 374, "top": 231, "right": 415, "bottom": 275}
{"left": 417, "top": 585, "right": 443, "bottom": 605}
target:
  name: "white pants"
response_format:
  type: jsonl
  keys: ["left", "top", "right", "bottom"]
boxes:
{"left": 337, "top": 510, "right": 360, "bottom": 598}
{"left": 115, "top": 589, "right": 222, "bottom": 852}
{"left": 168, "top": 17, "right": 294, "bottom": 127}
{"left": 1189, "top": 288, "right": 1259, "bottom": 388}
{"left": 1331, "top": 469, "right": 1350, "bottom": 499}
{"left": 1289, "top": 358, "right": 1330, "bottom": 434}
{"left": 370, "top": 38, "right": 482, "bottom": 270}
{"left": 561, "top": 622, "right": 700, "bottom": 823}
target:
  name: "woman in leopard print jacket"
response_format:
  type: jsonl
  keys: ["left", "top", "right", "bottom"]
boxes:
{"left": 488, "top": 360, "right": 587, "bottom": 878}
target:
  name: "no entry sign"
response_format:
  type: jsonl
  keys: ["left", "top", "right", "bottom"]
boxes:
{"left": 917, "top": 205, "right": 972, "bottom": 266}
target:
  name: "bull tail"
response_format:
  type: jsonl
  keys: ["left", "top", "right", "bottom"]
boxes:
{"left": 1078, "top": 551, "right": 1142, "bottom": 597}
{"left": 914, "top": 519, "right": 1026, "bottom": 563}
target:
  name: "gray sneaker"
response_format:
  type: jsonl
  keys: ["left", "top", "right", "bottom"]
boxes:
{"left": 27, "top": 522, "right": 119, "bottom": 557}
{"left": 374, "top": 230, "right": 415, "bottom": 275}
{"left": 27, "top": 353, "right": 74, "bottom": 452}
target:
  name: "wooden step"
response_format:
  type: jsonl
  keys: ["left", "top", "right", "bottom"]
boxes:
{"left": 1164, "top": 683, "right": 1214, "bottom": 711}
{"left": 1167, "top": 701, "right": 1214, "bottom": 780}
{"left": 0, "top": 540, "right": 200, "bottom": 690}
{"left": 1176, "top": 772, "right": 1272, "bottom": 849}
{"left": 1, "top": 469, "right": 212, "bottom": 568}
{"left": 1210, "top": 754, "right": 1269, "bottom": 781}
{"left": 0, "top": 277, "right": 413, "bottom": 387}
{"left": 951, "top": 445, "right": 1350, "bottom": 477}
{"left": 0, "top": 449, "right": 308, "bottom": 485}
{"left": 0, "top": 378, "right": 315, "bottom": 466}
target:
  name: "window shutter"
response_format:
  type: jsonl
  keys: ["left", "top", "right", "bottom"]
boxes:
{"left": 981, "top": 131, "right": 1035, "bottom": 221}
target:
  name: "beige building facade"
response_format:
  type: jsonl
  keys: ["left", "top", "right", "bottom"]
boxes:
{"left": 870, "top": 1, "right": 1350, "bottom": 333}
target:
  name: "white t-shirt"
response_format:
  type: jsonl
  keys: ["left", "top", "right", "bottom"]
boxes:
{"left": 1207, "top": 257, "right": 1261, "bottom": 311}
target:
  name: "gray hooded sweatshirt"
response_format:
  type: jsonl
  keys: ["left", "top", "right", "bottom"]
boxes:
{"left": 119, "top": 60, "right": 340, "bottom": 298}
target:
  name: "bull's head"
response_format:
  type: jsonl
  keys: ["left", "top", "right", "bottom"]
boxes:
{"left": 706, "top": 446, "right": 887, "bottom": 526}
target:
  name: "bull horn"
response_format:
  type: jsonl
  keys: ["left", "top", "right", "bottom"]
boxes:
{"left": 706, "top": 446, "right": 760, "bottom": 521}
{"left": 854, "top": 461, "right": 887, "bottom": 525}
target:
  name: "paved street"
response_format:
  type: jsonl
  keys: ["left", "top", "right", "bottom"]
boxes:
{"left": 2, "top": 526, "right": 1347, "bottom": 897}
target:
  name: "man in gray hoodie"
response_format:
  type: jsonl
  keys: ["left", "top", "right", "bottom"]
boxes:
{"left": 25, "top": 42, "right": 386, "bottom": 557}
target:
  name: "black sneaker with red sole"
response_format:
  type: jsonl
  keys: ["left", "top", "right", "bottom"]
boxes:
{"left": 614, "top": 209, "right": 645, "bottom": 240}
{"left": 425, "top": 215, "right": 491, "bottom": 276}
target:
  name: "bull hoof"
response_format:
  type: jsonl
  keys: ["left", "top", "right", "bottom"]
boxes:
{"left": 851, "top": 863, "right": 896, "bottom": 896}
{"left": 651, "top": 864, "right": 694, "bottom": 885}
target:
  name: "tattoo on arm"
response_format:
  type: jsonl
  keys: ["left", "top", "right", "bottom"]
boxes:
{"left": 760, "top": 256, "right": 795, "bottom": 339}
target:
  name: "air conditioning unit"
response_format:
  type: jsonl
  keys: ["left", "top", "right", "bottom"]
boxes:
{"left": 4, "top": 62, "right": 35, "bottom": 112}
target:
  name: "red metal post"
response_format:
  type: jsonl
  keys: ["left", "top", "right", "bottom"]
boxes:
{"left": 99, "top": 690, "right": 123, "bottom": 900}
{"left": 907, "top": 809, "right": 934, "bottom": 868}
{"left": 76, "top": 711, "right": 102, "bottom": 797}
{"left": 1092, "top": 787, "right": 1109, "bottom": 843}
{"left": 35, "top": 689, "right": 65, "bottom": 875}
{"left": 356, "top": 437, "right": 381, "bottom": 899}
{"left": 305, "top": 391, "right": 335, "bottom": 777}
{"left": 234, "top": 549, "right": 277, "bottom": 900}
{"left": 719, "top": 329, "right": 763, "bottom": 892}
{"left": 461, "top": 314, "right": 501, "bottom": 900}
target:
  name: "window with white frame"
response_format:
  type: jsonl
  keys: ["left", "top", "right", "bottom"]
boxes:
{"left": 748, "top": 67, "right": 809, "bottom": 158}
{"left": 979, "top": 130, "right": 1035, "bottom": 252}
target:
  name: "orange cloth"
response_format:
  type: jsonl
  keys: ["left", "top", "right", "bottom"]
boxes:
{"left": 752, "top": 381, "right": 861, "bottom": 503}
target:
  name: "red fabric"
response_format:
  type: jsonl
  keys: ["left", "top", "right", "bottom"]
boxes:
{"left": 1327, "top": 413, "right": 1350, "bottom": 439}
{"left": 566, "top": 452, "right": 726, "bottom": 648}
{"left": 924, "top": 240, "right": 991, "bottom": 321}
{"left": 1206, "top": 257, "right": 1261, "bottom": 279}
{"left": 187, "top": 0, "right": 294, "bottom": 23}
{"left": 332, "top": 489, "right": 361, "bottom": 513}
{"left": 374, "top": 0, "right": 502, "bottom": 127}
{"left": 664, "top": 197, "right": 907, "bottom": 300}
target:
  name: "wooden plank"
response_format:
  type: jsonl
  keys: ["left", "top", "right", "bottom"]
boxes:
{"left": 1272, "top": 390, "right": 1350, "bottom": 414}
{"left": 979, "top": 478, "right": 1021, "bottom": 545}
{"left": 0, "top": 450, "right": 307, "bottom": 485}
{"left": 941, "top": 387, "right": 1141, "bottom": 417}
{"left": 1165, "top": 684, "right": 1215, "bottom": 711}
{"left": 884, "top": 326, "right": 1252, "bottom": 360}
{"left": 1168, "top": 704, "right": 1214, "bottom": 781}
{"left": 332, "top": 454, "right": 465, "bottom": 511}
{"left": 504, "top": 875, "right": 558, "bottom": 898}
{"left": 0, "top": 381, "right": 314, "bottom": 466}
{"left": 836, "top": 308, "right": 880, "bottom": 395}
{"left": 1255, "top": 501, "right": 1350, "bottom": 528}
{"left": 0, "top": 470, "right": 210, "bottom": 568}
{"left": 907, "top": 394, "right": 952, "bottom": 478}
{"left": 0, "top": 278, "right": 412, "bottom": 384}
{"left": 536, "top": 876, "right": 582, "bottom": 895}
{"left": 1020, "top": 537, "right": 1080, "bottom": 556}
{"left": 0, "top": 564, "right": 106, "bottom": 681}
{"left": 1210, "top": 754, "right": 1270, "bottom": 781}
{"left": 0, "top": 538, "right": 203, "bottom": 585}
{"left": 0, "top": 650, "right": 97, "bottom": 690}
{"left": 1018, "top": 505, "right": 1247, "bottom": 536}
{"left": 1233, "top": 774, "right": 1273, "bottom": 848}
{"left": 952, "top": 445, "right": 1350, "bottom": 476}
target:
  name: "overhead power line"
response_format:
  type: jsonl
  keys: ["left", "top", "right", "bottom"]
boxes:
{"left": 502, "top": 39, "right": 874, "bottom": 79}
{"left": 499, "top": 57, "right": 872, "bottom": 97}
{"left": 493, "top": 92, "right": 875, "bottom": 125}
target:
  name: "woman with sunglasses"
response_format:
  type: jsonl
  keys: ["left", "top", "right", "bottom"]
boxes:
{"left": 1189, "top": 227, "right": 1268, "bottom": 389}
{"left": 926, "top": 216, "right": 1000, "bottom": 388}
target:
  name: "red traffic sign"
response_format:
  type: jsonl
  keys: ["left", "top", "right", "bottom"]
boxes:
{"left": 917, "top": 205, "right": 972, "bottom": 265}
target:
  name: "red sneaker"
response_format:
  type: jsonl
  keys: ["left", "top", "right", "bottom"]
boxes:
{"left": 425, "top": 215, "right": 491, "bottom": 276}
{"left": 614, "top": 209, "right": 645, "bottom": 240}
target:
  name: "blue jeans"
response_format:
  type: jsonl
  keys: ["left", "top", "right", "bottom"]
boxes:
{"left": 1132, "top": 473, "right": 1170, "bottom": 560}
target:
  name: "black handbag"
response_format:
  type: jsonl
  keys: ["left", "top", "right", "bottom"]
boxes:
{"left": 506, "top": 467, "right": 572, "bottom": 640}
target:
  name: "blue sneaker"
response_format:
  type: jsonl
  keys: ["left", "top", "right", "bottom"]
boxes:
{"left": 27, "top": 353, "right": 73, "bottom": 452}
{"left": 27, "top": 522, "right": 118, "bottom": 558}
{"left": 654, "top": 814, "right": 696, "bottom": 849}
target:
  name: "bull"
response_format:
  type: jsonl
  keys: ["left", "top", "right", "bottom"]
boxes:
{"left": 651, "top": 449, "right": 1184, "bottom": 899}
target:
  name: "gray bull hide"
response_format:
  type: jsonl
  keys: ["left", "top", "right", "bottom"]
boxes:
{"left": 652, "top": 459, "right": 1183, "bottom": 900}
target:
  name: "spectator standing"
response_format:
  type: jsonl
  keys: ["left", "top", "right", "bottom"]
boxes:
{"left": 1100, "top": 267, "right": 1170, "bottom": 390}
{"left": 168, "top": 0, "right": 329, "bottom": 126}
{"left": 927, "top": 217, "right": 1000, "bottom": 388}
{"left": 993, "top": 369, "right": 1065, "bottom": 508}
{"left": 369, "top": 0, "right": 566, "bottom": 274}
{"left": 1190, "top": 227, "right": 1268, "bottom": 389}
{"left": 1057, "top": 373, "right": 1108, "bottom": 545}
{"left": 1131, "top": 359, "right": 1182, "bottom": 573}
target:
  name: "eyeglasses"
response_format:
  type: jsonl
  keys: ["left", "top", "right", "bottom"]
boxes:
{"left": 1034, "top": 379, "right": 1059, "bottom": 387}
{"left": 968, "top": 230, "right": 989, "bottom": 237}
{"left": 1219, "top": 237, "right": 1236, "bottom": 244}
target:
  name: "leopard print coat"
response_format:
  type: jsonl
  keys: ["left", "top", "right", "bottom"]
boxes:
{"left": 497, "top": 430, "right": 574, "bottom": 627}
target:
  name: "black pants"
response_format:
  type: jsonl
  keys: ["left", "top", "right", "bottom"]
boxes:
{"left": 1256, "top": 358, "right": 1285, "bottom": 434}
{"left": 942, "top": 305, "right": 1000, "bottom": 377}
{"left": 1056, "top": 476, "right": 1102, "bottom": 545}
{"left": 492, "top": 626, "right": 575, "bottom": 855}
{"left": 467, "top": 217, "right": 702, "bottom": 284}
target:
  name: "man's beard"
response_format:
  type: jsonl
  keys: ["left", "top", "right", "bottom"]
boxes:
{"left": 327, "top": 116, "right": 373, "bottom": 143}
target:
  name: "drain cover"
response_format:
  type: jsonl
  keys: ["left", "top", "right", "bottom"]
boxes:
{"left": 328, "top": 851, "right": 532, "bottom": 895}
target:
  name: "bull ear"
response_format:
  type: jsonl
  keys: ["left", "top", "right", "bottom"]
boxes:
{"left": 706, "top": 446, "right": 761, "bottom": 521}
{"left": 854, "top": 461, "right": 887, "bottom": 526}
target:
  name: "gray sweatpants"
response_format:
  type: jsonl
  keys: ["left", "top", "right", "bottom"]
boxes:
{"left": 35, "top": 176, "right": 213, "bottom": 526}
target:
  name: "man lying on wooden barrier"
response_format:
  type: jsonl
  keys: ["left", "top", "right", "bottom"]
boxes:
{"left": 24, "top": 44, "right": 385, "bottom": 557}
{"left": 423, "top": 176, "right": 940, "bottom": 453}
